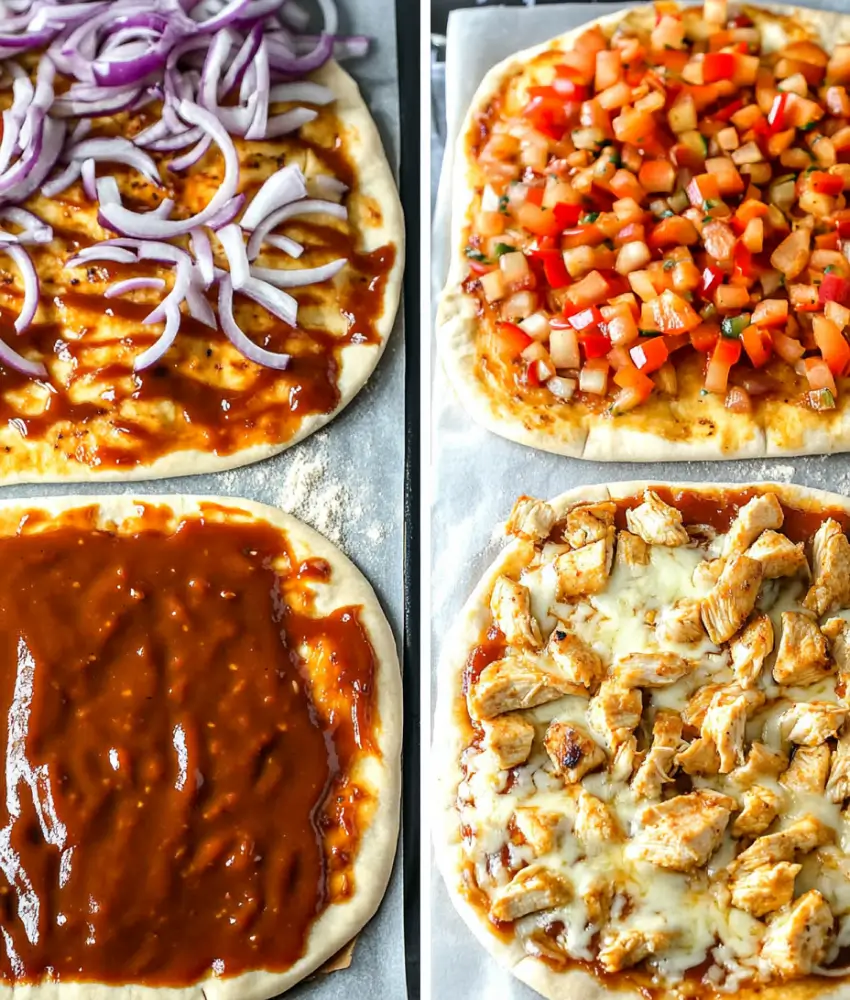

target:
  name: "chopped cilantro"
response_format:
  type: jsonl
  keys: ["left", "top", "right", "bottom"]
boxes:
{"left": 498, "top": 194, "right": 509, "bottom": 214}
{"left": 581, "top": 211, "right": 600, "bottom": 224}
{"left": 464, "top": 247, "right": 489, "bottom": 263}
{"left": 825, "top": 264, "right": 838, "bottom": 274}
{"left": 801, "top": 121, "right": 818, "bottom": 132}
{"left": 663, "top": 260, "right": 676, "bottom": 271}
{"left": 493, "top": 243, "right": 516, "bottom": 257}
{"left": 659, "top": 209, "right": 675, "bottom": 219}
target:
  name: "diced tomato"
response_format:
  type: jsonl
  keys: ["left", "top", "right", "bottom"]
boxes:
{"left": 813, "top": 314, "right": 850, "bottom": 376}
{"left": 741, "top": 324, "right": 772, "bottom": 368}
{"left": 664, "top": 332, "right": 690, "bottom": 353}
{"left": 553, "top": 202, "right": 582, "bottom": 229}
{"left": 703, "top": 51, "right": 736, "bottom": 83}
{"left": 630, "top": 336, "right": 669, "bottom": 373}
{"left": 751, "top": 299, "right": 788, "bottom": 327}
{"left": 515, "top": 202, "right": 561, "bottom": 237}
{"left": 771, "top": 329, "right": 806, "bottom": 365}
{"left": 551, "top": 72, "right": 589, "bottom": 101}
{"left": 804, "top": 355, "right": 837, "bottom": 394}
{"left": 648, "top": 216, "right": 699, "bottom": 248}
{"left": 733, "top": 242, "right": 754, "bottom": 279}
{"left": 568, "top": 306, "right": 604, "bottom": 332}
{"left": 705, "top": 337, "right": 742, "bottom": 393}
{"left": 650, "top": 289, "right": 701, "bottom": 334}
{"left": 690, "top": 323, "right": 720, "bottom": 352}
{"left": 521, "top": 94, "right": 567, "bottom": 136}
{"left": 638, "top": 160, "right": 675, "bottom": 194}
{"left": 835, "top": 213, "right": 850, "bottom": 240}
{"left": 700, "top": 264, "right": 724, "bottom": 297}
{"left": 578, "top": 330, "right": 612, "bottom": 358}
{"left": 525, "top": 186, "right": 544, "bottom": 207}
{"left": 819, "top": 273, "right": 850, "bottom": 308}
{"left": 613, "top": 108, "right": 656, "bottom": 145}
{"left": 687, "top": 173, "right": 721, "bottom": 208}
{"left": 816, "top": 232, "right": 841, "bottom": 252}
{"left": 809, "top": 172, "right": 844, "bottom": 197}
{"left": 496, "top": 322, "right": 533, "bottom": 357}
{"left": 610, "top": 365, "right": 655, "bottom": 413}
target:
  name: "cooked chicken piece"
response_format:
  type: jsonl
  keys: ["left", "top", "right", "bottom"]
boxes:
{"left": 701, "top": 555, "right": 763, "bottom": 645}
{"left": 583, "top": 879, "right": 614, "bottom": 926}
{"left": 468, "top": 655, "right": 585, "bottom": 720}
{"left": 780, "top": 701, "right": 846, "bottom": 746}
{"left": 616, "top": 529, "right": 650, "bottom": 570}
{"left": 780, "top": 745, "right": 832, "bottom": 794}
{"left": 676, "top": 737, "right": 720, "bottom": 776}
{"left": 804, "top": 519, "right": 850, "bottom": 618}
{"left": 626, "top": 789, "right": 736, "bottom": 872}
{"left": 555, "top": 532, "right": 614, "bottom": 599}
{"left": 683, "top": 684, "right": 727, "bottom": 729}
{"left": 746, "top": 530, "right": 807, "bottom": 580}
{"left": 490, "top": 576, "right": 542, "bottom": 649}
{"left": 564, "top": 502, "right": 616, "bottom": 549}
{"left": 729, "top": 614, "right": 774, "bottom": 689}
{"left": 613, "top": 651, "right": 692, "bottom": 689}
{"left": 656, "top": 599, "right": 705, "bottom": 646}
{"left": 598, "top": 929, "right": 674, "bottom": 973}
{"left": 773, "top": 611, "right": 832, "bottom": 687}
{"left": 482, "top": 714, "right": 536, "bottom": 769}
{"left": 729, "top": 742, "right": 789, "bottom": 788}
{"left": 823, "top": 617, "right": 850, "bottom": 700}
{"left": 702, "top": 689, "right": 752, "bottom": 773}
{"left": 544, "top": 720, "right": 606, "bottom": 784}
{"left": 632, "top": 712, "right": 684, "bottom": 800}
{"left": 625, "top": 490, "right": 689, "bottom": 547}
{"left": 729, "top": 816, "right": 834, "bottom": 875}
{"left": 505, "top": 496, "right": 557, "bottom": 543}
{"left": 513, "top": 807, "right": 565, "bottom": 856}
{"left": 588, "top": 681, "right": 642, "bottom": 749}
{"left": 693, "top": 557, "right": 724, "bottom": 591}
{"left": 827, "top": 730, "right": 850, "bottom": 804}
{"left": 731, "top": 786, "right": 784, "bottom": 838}
{"left": 730, "top": 862, "right": 801, "bottom": 918}
{"left": 490, "top": 864, "right": 572, "bottom": 922}
{"left": 760, "top": 890, "right": 834, "bottom": 981}
{"left": 723, "top": 493, "right": 784, "bottom": 558}
{"left": 573, "top": 789, "right": 623, "bottom": 848}
{"left": 546, "top": 628, "right": 604, "bottom": 692}
{"left": 610, "top": 734, "right": 640, "bottom": 782}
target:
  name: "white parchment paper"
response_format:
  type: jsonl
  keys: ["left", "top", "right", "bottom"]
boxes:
{"left": 431, "top": 3, "right": 849, "bottom": 998}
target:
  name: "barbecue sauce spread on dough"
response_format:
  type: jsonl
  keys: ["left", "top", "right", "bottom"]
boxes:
{"left": 0, "top": 506, "right": 377, "bottom": 985}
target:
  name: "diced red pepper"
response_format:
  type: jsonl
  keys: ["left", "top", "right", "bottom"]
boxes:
{"left": 496, "top": 322, "right": 533, "bottom": 357}
{"left": 533, "top": 250, "right": 571, "bottom": 289}
{"left": 766, "top": 92, "right": 788, "bottom": 135}
{"left": 810, "top": 172, "right": 844, "bottom": 196}
{"left": 712, "top": 97, "right": 745, "bottom": 122}
{"left": 690, "top": 324, "right": 720, "bottom": 352}
{"left": 819, "top": 273, "right": 850, "bottom": 307}
{"left": 836, "top": 214, "right": 850, "bottom": 240}
{"left": 521, "top": 94, "right": 568, "bottom": 136}
{"left": 741, "top": 324, "right": 772, "bottom": 368}
{"left": 525, "top": 186, "right": 544, "bottom": 208}
{"left": 700, "top": 264, "right": 725, "bottom": 296}
{"left": 579, "top": 330, "right": 612, "bottom": 358}
{"left": 733, "top": 241, "right": 754, "bottom": 279}
{"left": 553, "top": 202, "right": 582, "bottom": 229}
{"left": 629, "top": 336, "right": 669, "bottom": 373}
{"left": 703, "top": 52, "right": 736, "bottom": 83}
{"left": 468, "top": 260, "right": 495, "bottom": 276}
{"left": 551, "top": 72, "right": 589, "bottom": 102}
{"left": 731, "top": 13, "right": 754, "bottom": 26}
{"left": 568, "top": 306, "right": 604, "bottom": 333}
{"left": 525, "top": 360, "right": 543, "bottom": 387}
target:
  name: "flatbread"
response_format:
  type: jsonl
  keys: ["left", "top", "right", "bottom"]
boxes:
{"left": 0, "top": 58, "right": 404, "bottom": 482}
{"left": 0, "top": 493, "right": 401, "bottom": 999}
{"left": 436, "top": 3, "right": 850, "bottom": 462}
{"left": 434, "top": 480, "right": 850, "bottom": 999}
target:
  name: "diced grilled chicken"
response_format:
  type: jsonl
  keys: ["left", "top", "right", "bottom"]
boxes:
{"left": 730, "top": 862, "right": 801, "bottom": 918}
{"left": 489, "top": 864, "right": 572, "bottom": 922}
{"left": 656, "top": 599, "right": 705, "bottom": 646}
{"left": 490, "top": 576, "right": 542, "bottom": 649}
{"left": 598, "top": 929, "right": 674, "bottom": 973}
{"left": 729, "top": 742, "right": 789, "bottom": 788}
{"left": 555, "top": 532, "right": 614, "bottom": 599}
{"left": 676, "top": 737, "right": 720, "bottom": 776}
{"left": 616, "top": 529, "right": 650, "bottom": 570}
{"left": 731, "top": 786, "right": 784, "bottom": 839}
{"left": 468, "top": 655, "right": 585, "bottom": 720}
{"left": 823, "top": 617, "right": 850, "bottom": 701}
{"left": 610, "top": 734, "right": 640, "bottom": 783}
{"left": 760, "top": 890, "right": 834, "bottom": 982}
{"left": 625, "top": 490, "right": 689, "bottom": 547}
{"left": 729, "top": 614, "right": 774, "bottom": 689}
{"left": 546, "top": 628, "right": 604, "bottom": 692}
{"left": 701, "top": 555, "right": 763, "bottom": 645}
{"left": 729, "top": 816, "right": 834, "bottom": 875}
{"left": 632, "top": 712, "right": 684, "bottom": 800}
{"left": 505, "top": 496, "right": 557, "bottom": 543}
{"left": 780, "top": 745, "right": 832, "bottom": 794}
{"left": 701, "top": 689, "right": 752, "bottom": 773}
{"left": 803, "top": 518, "right": 850, "bottom": 618}
{"left": 723, "top": 493, "right": 784, "bottom": 558}
{"left": 804, "top": 519, "right": 850, "bottom": 618}
{"left": 482, "top": 714, "right": 536, "bottom": 769}
{"left": 513, "top": 807, "right": 565, "bottom": 856}
{"left": 827, "top": 730, "right": 850, "bottom": 804}
{"left": 584, "top": 879, "right": 614, "bottom": 926}
{"left": 573, "top": 789, "right": 623, "bottom": 848}
{"left": 693, "top": 557, "right": 724, "bottom": 591}
{"left": 613, "top": 651, "right": 692, "bottom": 689}
{"left": 780, "top": 701, "right": 846, "bottom": 747}
{"left": 773, "top": 611, "right": 832, "bottom": 687}
{"left": 588, "top": 680, "right": 643, "bottom": 749}
{"left": 746, "top": 530, "right": 807, "bottom": 580}
{"left": 544, "top": 720, "right": 606, "bottom": 784}
{"left": 626, "top": 789, "right": 736, "bottom": 872}
{"left": 683, "top": 684, "right": 727, "bottom": 729}
{"left": 564, "top": 502, "right": 616, "bottom": 549}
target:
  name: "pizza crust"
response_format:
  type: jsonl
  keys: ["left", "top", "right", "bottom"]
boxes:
{"left": 436, "top": 4, "right": 850, "bottom": 463}
{"left": 0, "top": 58, "right": 404, "bottom": 484}
{"left": 0, "top": 494, "right": 402, "bottom": 999}
{"left": 433, "top": 480, "right": 850, "bottom": 1000}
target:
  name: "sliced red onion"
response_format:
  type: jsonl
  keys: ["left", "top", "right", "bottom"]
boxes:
{"left": 132, "top": 117, "right": 171, "bottom": 148}
{"left": 268, "top": 81, "right": 334, "bottom": 105}
{"left": 4, "top": 245, "right": 38, "bottom": 333}
{"left": 263, "top": 234, "right": 304, "bottom": 257}
{"left": 317, "top": 0, "right": 339, "bottom": 36}
{"left": 168, "top": 133, "right": 212, "bottom": 172}
{"left": 251, "top": 257, "right": 346, "bottom": 288}
{"left": 105, "top": 277, "right": 166, "bottom": 298}
{"left": 266, "top": 32, "right": 333, "bottom": 74}
{"left": 66, "top": 246, "right": 138, "bottom": 267}
{"left": 245, "top": 197, "right": 346, "bottom": 260}
{"left": 190, "top": 0, "right": 252, "bottom": 33}
{"left": 134, "top": 303, "right": 181, "bottom": 372}
{"left": 81, "top": 158, "right": 96, "bottom": 200}
{"left": 240, "top": 164, "right": 307, "bottom": 231}
{"left": 311, "top": 174, "right": 348, "bottom": 200}
{"left": 137, "top": 241, "right": 192, "bottom": 267}
{"left": 190, "top": 227, "right": 214, "bottom": 288}
{"left": 0, "top": 208, "right": 52, "bottom": 244}
{"left": 244, "top": 37, "right": 269, "bottom": 141}
{"left": 206, "top": 193, "right": 245, "bottom": 231}
{"left": 98, "top": 100, "right": 239, "bottom": 238}
{"left": 8, "top": 117, "right": 67, "bottom": 204}
{"left": 0, "top": 338, "right": 47, "bottom": 379}
{"left": 0, "top": 111, "right": 20, "bottom": 178}
{"left": 279, "top": 1, "right": 310, "bottom": 30}
{"left": 217, "top": 223, "right": 250, "bottom": 289}
{"left": 42, "top": 161, "right": 82, "bottom": 198}
{"left": 199, "top": 27, "right": 234, "bottom": 109}
{"left": 218, "top": 275, "right": 291, "bottom": 369}
{"left": 264, "top": 107, "right": 317, "bottom": 139}
{"left": 143, "top": 256, "right": 192, "bottom": 325}
{"left": 147, "top": 126, "right": 203, "bottom": 153}
{"left": 218, "top": 21, "right": 261, "bottom": 97}
{"left": 68, "top": 137, "right": 162, "bottom": 188}
{"left": 186, "top": 275, "right": 216, "bottom": 327}
{"left": 52, "top": 88, "right": 143, "bottom": 118}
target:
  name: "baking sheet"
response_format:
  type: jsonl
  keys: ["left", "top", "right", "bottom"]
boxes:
{"left": 0, "top": 1, "right": 407, "bottom": 997}
{"left": 431, "top": 3, "right": 849, "bottom": 998}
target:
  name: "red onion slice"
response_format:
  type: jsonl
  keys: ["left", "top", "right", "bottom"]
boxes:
{"left": 69, "top": 137, "right": 162, "bottom": 189}
{"left": 244, "top": 37, "right": 269, "bottom": 141}
{"left": 168, "top": 133, "right": 212, "bottom": 172}
{"left": 66, "top": 247, "right": 138, "bottom": 267}
{"left": 268, "top": 81, "right": 334, "bottom": 105}
{"left": 42, "top": 161, "right": 81, "bottom": 198}
{"left": 190, "top": 0, "right": 252, "bottom": 33}
{"left": 311, "top": 174, "right": 348, "bottom": 200}
{"left": 218, "top": 275, "right": 291, "bottom": 369}
{"left": 0, "top": 337, "right": 47, "bottom": 379}
{"left": 245, "top": 198, "right": 346, "bottom": 260}
{"left": 206, "top": 193, "right": 245, "bottom": 231}
{"left": 134, "top": 303, "right": 181, "bottom": 372}
{"left": 218, "top": 22, "right": 261, "bottom": 97}
{"left": 217, "top": 223, "right": 250, "bottom": 289}
{"left": 240, "top": 164, "right": 307, "bottom": 231}
{"left": 266, "top": 32, "right": 333, "bottom": 74}
{"left": 186, "top": 275, "right": 216, "bottom": 327}
{"left": 0, "top": 208, "right": 52, "bottom": 244}
{"left": 106, "top": 277, "right": 166, "bottom": 298}
{"left": 251, "top": 257, "right": 346, "bottom": 289}
{"left": 263, "top": 234, "right": 304, "bottom": 258}
{"left": 265, "top": 107, "right": 317, "bottom": 139}
{"left": 239, "top": 275, "right": 297, "bottom": 326}
{"left": 0, "top": 111, "right": 20, "bottom": 178}
{"left": 81, "top": 158, "right": 96, "bottom": 200}
{"left": 190, "top": 228, "right": 214, "bottom": 288}
{"left": 4, "top": 245, "right": 38, "bottom": 333}
{"left": 143, "top": 256, "right": 192, "bottom": 325}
